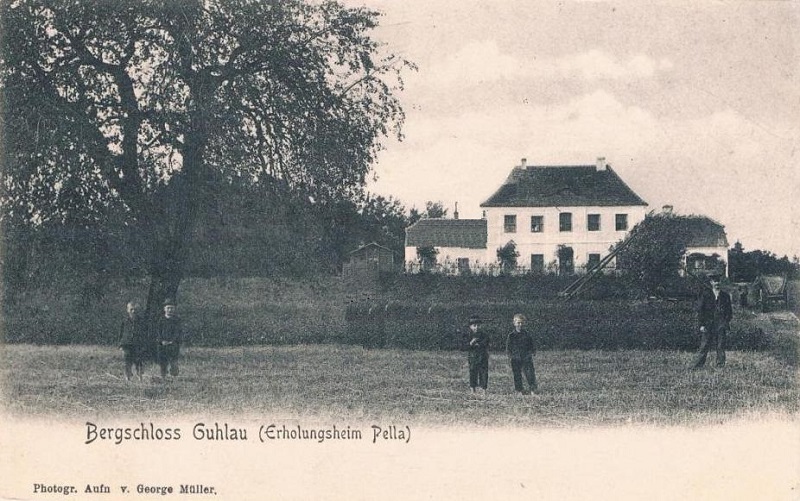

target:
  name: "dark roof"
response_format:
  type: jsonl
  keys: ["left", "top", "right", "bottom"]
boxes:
{"left": 349, "top": 242, "right": 394, "bottom": 255}
{"left": 405, "top": 219, "right": 487, "bottom": 249}
{"left": 480, "top": 165, "right": 648, "bottom": 207}
{"left": 675, "top": 216, "right": 729, "bottom": 248}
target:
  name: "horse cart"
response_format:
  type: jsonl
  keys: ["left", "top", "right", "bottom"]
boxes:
{"left": 753, "top": 274, "right": 789, "bottom": 312}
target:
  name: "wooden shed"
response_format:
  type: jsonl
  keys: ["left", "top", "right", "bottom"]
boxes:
{"left": 346, "top": 242, "right": 396, "bottom": 273}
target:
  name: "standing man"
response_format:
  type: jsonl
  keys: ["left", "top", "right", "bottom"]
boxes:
{"left": 692, "top": 276, "right": 732, "bottom": 368}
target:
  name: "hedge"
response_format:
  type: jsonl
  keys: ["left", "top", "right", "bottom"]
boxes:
{"left": 345, "top": 299, "right": 766, "bottom": 352}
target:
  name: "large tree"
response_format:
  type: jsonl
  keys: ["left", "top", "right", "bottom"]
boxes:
{"left": 1, "top": 0, "right": 410, "bottom": 318}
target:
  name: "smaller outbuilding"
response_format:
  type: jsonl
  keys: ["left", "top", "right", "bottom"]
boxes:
{"left": 404, "top": 218, "right": 488, "bottom": 273}
{"left": 678, "top": 216, "right": 729, "bottom": 277}
{"left": 345, "top": 242, "right": 397, "bottom": 274}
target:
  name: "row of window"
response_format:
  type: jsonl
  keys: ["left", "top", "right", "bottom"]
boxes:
{"left": 503, "top": 213, "right": 628, "bottom": 233}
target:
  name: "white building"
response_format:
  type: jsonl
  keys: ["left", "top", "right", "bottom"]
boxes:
{"left": 674, "top": 215, "right": 730, "bottom": 276}
{"left": 404, "top": 219, "right": 488, "bottom": 274}
{"left": 405, "top": 157, "right": 650, "bottom": 274}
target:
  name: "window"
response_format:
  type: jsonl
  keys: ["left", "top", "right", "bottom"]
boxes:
{"left": 587, "top": 214, "right": 600, "bottom": 231}
{"left": 530, "top": 215, "right": 544, "bottom": 233}
{"left": 504, "top": 215, "right": 517, "bottom": 233}
{"left": 530, "top": 254, "right": 544, "bottom": 274}
{"left": 615, "top": 214, "right": 628, "bottom": 231}
{"left": 587, "top": 253, "right": 601, "bottom": 270}
{"left": 559, "top": 212, "right": 572, "bottom": 232}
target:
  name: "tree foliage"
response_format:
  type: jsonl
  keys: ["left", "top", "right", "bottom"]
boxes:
{"left": 416, "top": 245, "right": 438, "bottom": 271}
{"left": 728, "top": 241, "right": 798, "bottom": 282}
{"left": 496, "top": 240, "right": 519, "bottom": 273}
{"left": 616, "top": 213, "right": 696, "bottom": 293}
{"left": 408, "top": 200, "right": 448, "bottom": 224}
{"left": 1, "top": 0, "right": 411, "bottom": 314}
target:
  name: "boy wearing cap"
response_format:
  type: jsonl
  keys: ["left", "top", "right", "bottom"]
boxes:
{"left": 156, "top": 298, "right": 183, "bottom": 378}
{"left": 506, "top": 313, "right": 537, "bottom": 395}
{"left": 463, "top": 315, "right": 490, "bottom": 394}
{"left": 119, "top": 301, "right": 146, "bottom": 381}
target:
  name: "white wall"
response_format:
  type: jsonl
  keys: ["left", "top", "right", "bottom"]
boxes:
{"left": 404, "top": 246, "right": 487, "bottom": 271}
{"left": 685, "top": 245, "right": 729, "bottom": 277}
{"left": 484, "top": 205, "right": 648, "bottom": 270}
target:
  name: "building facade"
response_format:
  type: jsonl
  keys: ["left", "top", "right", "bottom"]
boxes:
{"left": 678, "top": 216, "right": 730, "bottom": 277}
{"left": 404, "top": 219, "right": 488, "bottom": 274}
{"left": 405, "top": 157, "right": 650, "bottom": 274}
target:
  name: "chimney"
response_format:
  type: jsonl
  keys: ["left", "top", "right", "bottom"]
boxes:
{"left": 662, "top": 205, "right": 674, "bottom": 214}
{"left": 454, "top": 202, "right": 459, "bottom": 220}
{"left": 520, "top": 157, "right": 527, "bottom": 168}
{"left": 596, "top": 156, "right": 606, "bottom": 171}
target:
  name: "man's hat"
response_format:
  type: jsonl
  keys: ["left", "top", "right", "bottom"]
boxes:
{"left": 163, "top": 297, "right": 176, "bottom": 306}
{"left": 468, "top": 315, "right": 482, "bottom": 325}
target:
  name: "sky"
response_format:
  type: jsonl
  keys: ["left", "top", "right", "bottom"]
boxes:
{"left": 350, "top": 0, "right": 799, "bottom": 258}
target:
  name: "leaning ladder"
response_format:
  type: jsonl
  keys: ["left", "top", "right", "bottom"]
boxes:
{"left": 558, "top": 229, "right": 641, "bottom": 299}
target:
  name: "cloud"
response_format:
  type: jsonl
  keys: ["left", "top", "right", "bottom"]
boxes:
{"left": 558, "top": 51, "right": 674, "bottom": 80}
{"left": 419, "top": 41, "right": 674, "bottom": 87}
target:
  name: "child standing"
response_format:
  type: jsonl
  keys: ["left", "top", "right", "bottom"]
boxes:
{"left": 463, "top": 315, "right": 489, "bottom": 394}
{"left": 119, "top": 301, "right": 146, "bottom": 381}
{"left": 156, "top": 298, "right": 183, "bottom": 378}
{"left": 506, "top": 313, "right": 537, "bottom": 395}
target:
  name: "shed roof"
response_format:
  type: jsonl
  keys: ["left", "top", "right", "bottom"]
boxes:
{"left": 480, "top": 164, "right": 648, "bottom": 208}
{"left": 677, "top": 216, "right": 729, "bottom": 248}
{"left": 405, "top": 219, "right": 487, "bottom": 249}
{"left": 349, "top": 242, "right": 395, "bottom": 255}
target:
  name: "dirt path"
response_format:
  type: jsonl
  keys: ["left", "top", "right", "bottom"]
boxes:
{"left": 766, "top": 310, "right": 800, "bottom": 334}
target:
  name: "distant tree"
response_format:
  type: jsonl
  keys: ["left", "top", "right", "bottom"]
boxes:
{"left": 424, "top": 201, "right": 448, "bottom": 219}
{"left": 1, "top": 0, "right": 411, "bottom": 319}
{"left": 496, "top": 241, "right": 519, "bottom": 274}
{"left": 416, "top": 246, "right": 438, "bottom": 271}
{"left": 728, "top": 241, "right": 798, "bottom": 281}
{"left": 357, "top": 194, "right": 409, "bottom": 258}
{"left": 408, "top": 200, "right": 448, "bottom": 224}
{"left": 728, "top": 241, "right": 755, "bottom": 281}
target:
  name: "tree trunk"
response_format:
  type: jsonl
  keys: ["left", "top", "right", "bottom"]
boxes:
{"left": 142, "top": 110, "right": 208, "bottom": 329}
{"left": 141, "top": 187, "right": 198, "bottom": 328}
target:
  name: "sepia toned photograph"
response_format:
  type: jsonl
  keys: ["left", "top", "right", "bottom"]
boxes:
{"left": 1, "top": 0, "right": 798, "bottom": 499}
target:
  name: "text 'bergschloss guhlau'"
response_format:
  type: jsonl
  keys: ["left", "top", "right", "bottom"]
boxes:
{"left": 84, "top": 421, "right": 412, "bottom": 445}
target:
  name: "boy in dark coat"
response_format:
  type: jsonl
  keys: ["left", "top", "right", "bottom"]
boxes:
{"left": 119, "top": 301, "right": 146, "bottom": 381}
{"left": 463, "top": 315, "right": 489, "bottom": 394}
{"left": 691, "top": 278, "right": 733, "bottom": 368}
{"left": 156, "top": 298, "right": 183, "bottom": 378}
{"left": 506, "top": 313, "right": 537, "bottom": 395}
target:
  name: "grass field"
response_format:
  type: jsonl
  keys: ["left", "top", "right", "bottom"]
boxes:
{"left": 2, "top": 343, "right": 797, "bottom": 427}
